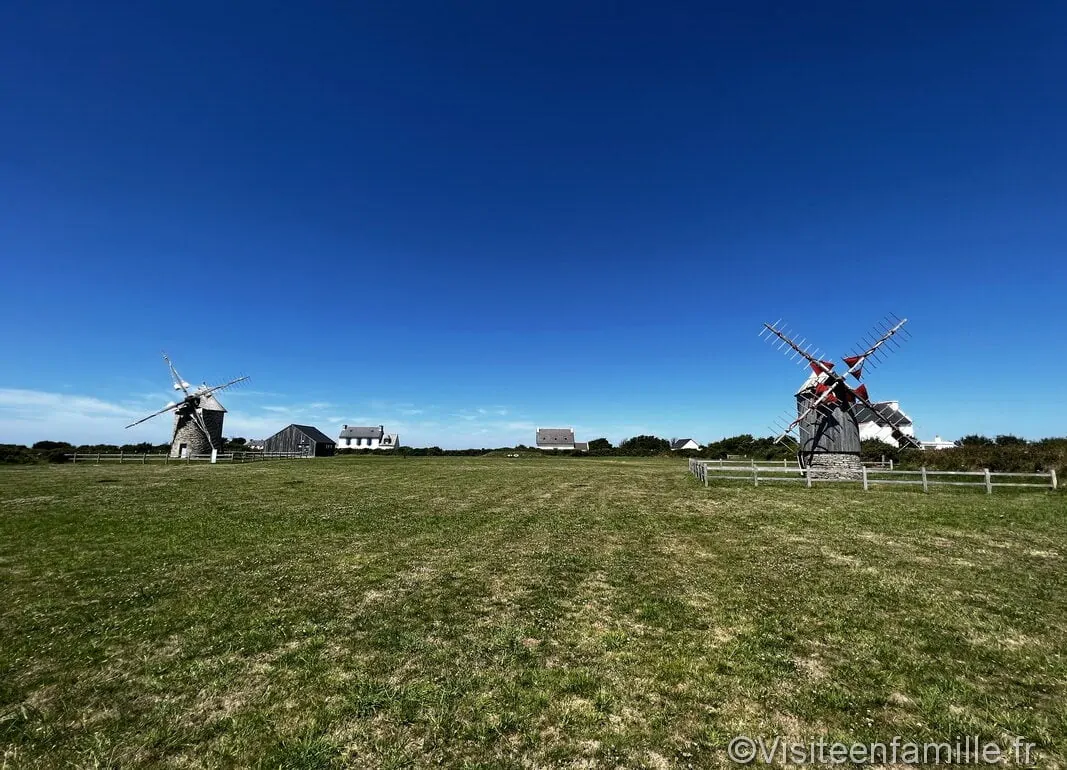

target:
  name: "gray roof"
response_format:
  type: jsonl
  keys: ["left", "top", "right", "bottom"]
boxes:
{"left": 291, "top": 424, "right": 336, "bottom": 444}
{"left": 853, "top": 401, "right": 913, "bottom": 427}
{"left": 339, "top": 425, "right": 384, "bottom": 439}
{"left": 670, "top": 438, "right": 697, "bottom": 449}
{"left": 196, "top": 393, "right": 227, "bottom": 412}
{"left": 573, "top": 441, "right": 589, "bottom": 451}
{"left": 536, "top": 428, "right": 574, "bottom": 447}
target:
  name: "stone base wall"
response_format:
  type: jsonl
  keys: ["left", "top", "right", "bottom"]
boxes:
{"left": 806, "top": 452, "right": 863, "bottom": 480}
{"left": 169, "top": 410, "right": 225, "bottom": 457}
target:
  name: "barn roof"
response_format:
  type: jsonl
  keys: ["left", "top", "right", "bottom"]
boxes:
{"left": 339, "top": 425, "right": 384, "bottom": 439}
{"left": 291, "top": 424, "right": 336, "bottom": 444}
{"left": 536, "top": 428, "right": 574, "bottom": 446}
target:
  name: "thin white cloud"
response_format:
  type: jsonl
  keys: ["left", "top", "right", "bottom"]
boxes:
{"left": 0, "top": 388, "right": 142, "bottom": 418}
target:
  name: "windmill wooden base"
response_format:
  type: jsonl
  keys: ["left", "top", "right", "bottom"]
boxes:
{"left": 797, "top": 398, "right": 864, "bottom": 480}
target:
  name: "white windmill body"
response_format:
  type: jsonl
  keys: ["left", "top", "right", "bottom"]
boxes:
{"left": 126, "top": 355, "right": 247, "bottom": 458}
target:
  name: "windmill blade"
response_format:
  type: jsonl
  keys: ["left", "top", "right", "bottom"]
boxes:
{"left": 762, "top": 321, "right": 834, "bottom": 374}
{"left": 770, "top": 418, "right": 800, "bottom": 451}
{"left": 163, "top": 353, "right": 190, "bottom": 396}
{"left": 195, "top": 375, "right": 249, "bottom": 400}
{"left": 125, "top": 401, "right": 181, "bottom": 429}
{"left": 843, "top": 317, "right": 908, "bottom": 380}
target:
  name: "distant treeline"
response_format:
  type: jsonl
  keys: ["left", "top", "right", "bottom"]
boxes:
{"left": 0, "top": 438, "right": 253, "bottom": 464}
{"left": 4, "top": 434, "right": 1065, "bottom": 475}
{"left": 864, "top": 435, "right": 1067, "bottom": 476}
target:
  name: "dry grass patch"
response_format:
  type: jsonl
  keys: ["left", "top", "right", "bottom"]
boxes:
{"left": 1, "top": 457, "right": 1065, "bottom": 767}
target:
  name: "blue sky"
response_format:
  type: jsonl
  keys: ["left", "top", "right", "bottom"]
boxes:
{"left": 2, "top": 2, "right": 1065, "bottom": 448}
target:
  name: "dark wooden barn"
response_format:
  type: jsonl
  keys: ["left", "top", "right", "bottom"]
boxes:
{"left": 262, "top": 424, "right": 336, "bottom": 457}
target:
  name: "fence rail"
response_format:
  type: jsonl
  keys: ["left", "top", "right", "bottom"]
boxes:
{"left": 66, "top": 451, "right": 309, "bottom": 464}
{"left": 688, "top": 458, "right": 1058, "bottom": 493}
{"left": 698, "top": 457, "right": 895, "bottom": 470}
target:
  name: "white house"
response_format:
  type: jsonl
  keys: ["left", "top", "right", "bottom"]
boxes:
{"left": 855, "top": 401, "right": 916, "bottom": 447}
{"left": 338, "top": 424, "right": 399, "bottom": 450}
{"left": 670, "top": 438, "right": 701, "bottom": 451}
{"left": 920, "top": 435, "right": 956, "bottom": 451}
{"left": 536, "top": 427, "right": 576, "bottom": 450}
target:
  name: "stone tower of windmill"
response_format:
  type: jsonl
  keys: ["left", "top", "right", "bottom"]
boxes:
{"left": 126, "top": 355, "right": 247, "bottom": 459}
{"left": 169, "top": 391, "right": 228, "bottom": 458}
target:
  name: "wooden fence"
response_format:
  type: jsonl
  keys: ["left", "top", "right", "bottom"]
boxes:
{"left": 66, "top": 451, "right": 309, "bottom": 464}
{"left": 688, "top": 458, "right": 1058, "bottom": 493}
{"left": 700, "top": 457, "right": 894, "bottom": 470}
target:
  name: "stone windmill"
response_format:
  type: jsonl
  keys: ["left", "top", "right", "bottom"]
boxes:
{"left": 760, "top": 316, "right": 920, "bottom": 477}
{"left": 125, "top": 354, "right": 248, "bottom": 458}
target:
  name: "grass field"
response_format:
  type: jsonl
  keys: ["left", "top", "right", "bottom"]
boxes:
{"left": 1, "top": 457, "right": 1065, "bottom": 768}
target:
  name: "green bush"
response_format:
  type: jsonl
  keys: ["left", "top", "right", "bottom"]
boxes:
{"left": 0, "top": 444, "right": 39, "bottom": 464}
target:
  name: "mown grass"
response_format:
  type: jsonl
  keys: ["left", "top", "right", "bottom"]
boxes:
{"left": 1, "top": 457, "right": 1065, "bottom": 768}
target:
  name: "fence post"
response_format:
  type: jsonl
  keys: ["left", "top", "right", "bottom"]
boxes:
{"left": 1051, "top": 468, "right": 1058, "bottom": 490}
{"left": 97, "top": 453, "right": 101, "bottom": 464}
{"left": 862, "top": 465, "right": 869, "bottom": 491}
{"left": 119, "top": 451, "right": 123, "bottom": 464}
{"left": 72, "top": 452, "right": 77, "bottom": 464}
{"left": 703, "top": 464, "right": 708, "bottom": 488}
{"left": 921, "top": 466, "right": 928, "bottom": 493}
{"left": 984, "top": 468, "right": 992, "bottom": 494}
{"left": 142, "top": 453, "right": 147, "bottom": 465}
{"left": 890, "top": 458, "right": 894, "bottom": 471}
{"left": 753, "top": 466, "right": 759, "bottom": 487}
{"left": 805, "top": 467, "right": 812, "bottom": 488}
